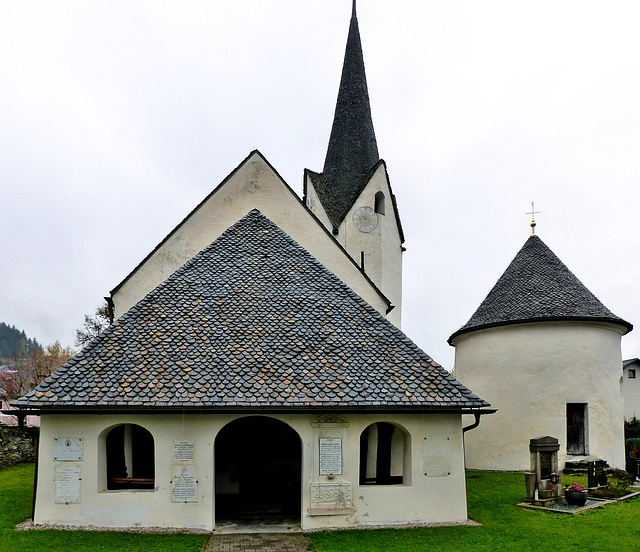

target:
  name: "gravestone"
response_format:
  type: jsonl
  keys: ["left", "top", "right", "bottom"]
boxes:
{"left": 587, "top": 460, "right": 608, "bottom": 488}
{"left": 525, "top": 436, "right": 563, "bottom": 505}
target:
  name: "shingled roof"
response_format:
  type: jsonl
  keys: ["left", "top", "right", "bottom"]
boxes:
{"left": 14, "top": 210, "right": 488, "bottom": 412}
{"left": 449, "top": 235, "right": 632, "bottom": 343}
{"left": 312, "top": 4, "right": 380, "bottom": 229}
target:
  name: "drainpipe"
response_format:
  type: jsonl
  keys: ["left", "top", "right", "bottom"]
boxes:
{"left": 462, "top": 412, "right": 482, "bottom": 433}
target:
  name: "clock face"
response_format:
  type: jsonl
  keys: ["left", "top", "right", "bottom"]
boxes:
{"left": 353, "top": 206, "right": 378, "bottom": 233}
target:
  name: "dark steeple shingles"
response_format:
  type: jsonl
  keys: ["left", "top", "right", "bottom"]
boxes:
{"left": 14, "top": 210, "right": 487, "bottom": 411}
{"left": 449, "top": 235, "right": 632, "bottom": 342}
{"left": 315, "top": 9, "right": 380, "bottom": 229}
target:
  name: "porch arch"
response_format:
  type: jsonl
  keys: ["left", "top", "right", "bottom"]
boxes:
{"left": 214, "top": 416, "right": 302, "bottom": 522}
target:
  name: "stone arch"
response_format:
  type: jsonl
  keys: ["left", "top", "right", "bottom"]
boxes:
{"left": 359, "top": 421, "right": 411, "bottom": 485}
{"left": 214, "top": 416, "right": 302, "bottom": 522}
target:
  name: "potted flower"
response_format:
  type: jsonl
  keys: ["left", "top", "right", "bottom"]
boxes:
{"left": 564, "top": 482, "right": 587, "bottom": 506}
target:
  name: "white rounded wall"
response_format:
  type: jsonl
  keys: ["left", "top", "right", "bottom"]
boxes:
{"left": 452, "top": 321, "right": 626, "bottom": 471}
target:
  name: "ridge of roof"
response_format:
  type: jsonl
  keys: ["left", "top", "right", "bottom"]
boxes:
{"left": 449, "top": 235, "right": 632, "bottom": 343}
{"left": 15, "top": 210, "right": 488, "bottom": 411}
{"left": 315, "top": 8, "right": 380, "bottom": 229}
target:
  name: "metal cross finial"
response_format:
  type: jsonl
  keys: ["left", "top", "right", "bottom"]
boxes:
{"left": 525, "top": 200, "right": 540, "bottom": 236}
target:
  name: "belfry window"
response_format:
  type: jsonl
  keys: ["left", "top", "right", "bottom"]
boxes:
{"left": 374, "top": 191, "right": 385, "bottom": 215}
{"left": 106, "top": 424, "right": 155, "bottom": 490}
{"left": 359, "top": 422, "right": 408, "bottom": 485}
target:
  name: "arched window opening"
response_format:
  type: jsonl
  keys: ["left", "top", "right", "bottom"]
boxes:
{"left": 106, "top": 424, "right": 155, "bottom": 490}
{"left": 374, "top": 192, "right": 385, "bottom": 215}
{"left": 360, "top": 422, "right": 406, "bottom": 485}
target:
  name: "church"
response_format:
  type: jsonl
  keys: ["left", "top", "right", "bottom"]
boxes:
{"left": 12, "top": 4, "right": 492, "bottom": 531}
{"left": 450, "top": 219, "right": 632, "bottom": 472}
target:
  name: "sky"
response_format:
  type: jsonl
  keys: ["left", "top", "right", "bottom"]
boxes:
{"left": 2, "top": 0, "right": 640, "bottom": 370}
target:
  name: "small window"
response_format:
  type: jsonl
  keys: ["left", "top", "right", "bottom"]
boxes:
{"left": 374, "top": 192, "right": 385, "bottom": 215}
{"left": 359, "top": 422, "right": 407, "bottom": 485}
{"left": 106, "top": 424, "right": 155, "bottom": 490}
{"left": 629, "top": 369, "right": 636, "bottom": 379}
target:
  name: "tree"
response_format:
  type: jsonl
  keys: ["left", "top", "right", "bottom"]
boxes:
{"left": 2, "top": 342, "right": 73, "bottom": 402}
{"left": 75, "top": 302, "right": 111, "bottom": 348}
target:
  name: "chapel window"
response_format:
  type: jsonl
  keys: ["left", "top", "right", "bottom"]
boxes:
{"left": 629, "top": 369, "right": 636, "bottom": 379}
{"left": 106, "top": 423, "right": 155, "bottom": 490}
{"left": 374, "top": 192, "right": 385, "bottom": 215}
{"left": 359, "top": 422, "right": 408, "bottom": 485}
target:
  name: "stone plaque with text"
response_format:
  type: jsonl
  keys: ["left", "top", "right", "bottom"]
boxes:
{"left": 319, "top": 437, "right": 342, "bottom": 475}
{"left": 171, "top": 465, "right": 198, "bottom": 503}
{"left": 55, "top": 463, "right": 81, "bottom": 504}
{"left": 173, "top": 440, "right": 196, "bottom": 464}
{"left": 53, "top": 437, "right": 83, "bottom": 461}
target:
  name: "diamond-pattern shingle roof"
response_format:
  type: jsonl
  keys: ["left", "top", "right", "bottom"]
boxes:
{"left": 14, "top": 210, "right": 488, "bottom": 411}
{"left": 449, "top": 235, "right": 632, "bottom": 343}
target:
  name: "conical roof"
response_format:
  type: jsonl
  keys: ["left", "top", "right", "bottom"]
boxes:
{"left": 313, "top": 3, "right": 380, "bottom": 229}
{"left": 449, "top": 235, "right": 632, "bottom": 343}
{"left": 14, "top": 210, "right": 488, "bottom": 411}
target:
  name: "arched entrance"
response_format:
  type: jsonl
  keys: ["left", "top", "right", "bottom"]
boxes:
{"left": 215, "top": 416, "right": 302, "bottom": 524}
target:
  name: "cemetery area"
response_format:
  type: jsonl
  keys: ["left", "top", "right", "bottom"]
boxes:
{"left": 2, "top": 463, "right": 640, "bottom": 552}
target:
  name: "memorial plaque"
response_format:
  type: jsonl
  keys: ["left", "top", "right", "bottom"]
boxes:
{"left": 171, "top": 465, "right": 198, "bottom": 503}
{"left": 55, "top": 463, "right": 81, "bottom": 504}
{"left": 173, "top": 440, "right": 196, "bottom": 464}
{"left": 319, "top": 437, "right": 342, "bottom": 475}
{"left": 423, "top": 436, "right": 451, "bottom": 477}
{"left": 53, "top": 437, "right": 83, "bottom": 461}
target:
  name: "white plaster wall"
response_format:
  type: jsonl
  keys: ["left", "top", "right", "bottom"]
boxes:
{"left": 112, "top": 152, "right": 389, "bottom": 322}
{"left": 34, "top": 412, "right": 468, "bottom": 531}
{"left": 452, "top": 321, "right": 627, "bottom": 471}
{"left": 623, "top": 361, "right": 640, "bottom": 420}
{"left": 332, "top": 165, "right": 403, "bottom": 328}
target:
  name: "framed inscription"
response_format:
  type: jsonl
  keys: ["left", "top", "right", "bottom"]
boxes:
{"left": 173, "top": 440, "right": 196, "bottom": 464}
{"left": 319, "top": 437, "right": 342, "bottom": 475}
{"left": 55, "top": 463, "right": 81, "bottom": 504}
{"left": 171, "top": 465, "right": 198, "bottom": 503}
{"left": 53, "top": 437, "right": 83, "bottom": 461}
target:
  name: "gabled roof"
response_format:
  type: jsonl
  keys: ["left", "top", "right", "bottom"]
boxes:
{"left": 624, "top": 358, "right": 640, "bottom": 368}
{"left": 14, "top": 211, "right": 488, "bottom": 412}
{"left": 313, "top": 5, "right": 380, "bottom": 229}
{"left": 449, "top": 235, "right": 632, "bottom": 343}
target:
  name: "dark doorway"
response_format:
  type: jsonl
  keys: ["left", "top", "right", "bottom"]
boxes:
{"left": 215, "top": 416, "right": 301, "bottom": 523}
{"left": 567, "top": 403, "right": 588, "bottom": 455}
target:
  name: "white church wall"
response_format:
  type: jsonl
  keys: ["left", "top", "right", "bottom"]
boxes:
{"left": 623, "top": 360, "right": 640, "bottom": 420}
{"left": 333, "top": 164, "right": 403, "bottom": 328}
{"left": 34, "top": 411, "right": 468, "bottom": 531}
{"left": 453, "top": 321, "right": 626, "bottom": 471}
{"left": 112, "top": 152, "right": 389, "bottom": 322}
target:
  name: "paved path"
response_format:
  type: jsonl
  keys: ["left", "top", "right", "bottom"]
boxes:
{"left": 203, "top": 533, "right": 312, "bottom": 552}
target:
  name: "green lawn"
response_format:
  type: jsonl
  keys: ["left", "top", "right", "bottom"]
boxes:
{"left": 310, "top": 472, "right": 640, "bottom": 551}
{"left": 2, "top": 464, "right": 640, "bottom": 551}
{"left": 0, "top": 464, "right": 207, "bottom": 552}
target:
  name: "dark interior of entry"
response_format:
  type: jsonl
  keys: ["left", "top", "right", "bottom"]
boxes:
{"left": 215, "top": 416, "right": 301, "bottom": 521}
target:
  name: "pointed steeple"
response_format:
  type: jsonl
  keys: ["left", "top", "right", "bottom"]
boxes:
{"left": 314, "top": 2, "right": 380, "bottom": 229}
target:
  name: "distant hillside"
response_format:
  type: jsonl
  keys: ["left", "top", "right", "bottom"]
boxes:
{"left": 0, "top": 322, "right": 40, "bottom": 362}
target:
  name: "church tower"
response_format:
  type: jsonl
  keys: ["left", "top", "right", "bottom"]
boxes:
{"left": 304, "top": 2, "right": 404, "bottom": 327}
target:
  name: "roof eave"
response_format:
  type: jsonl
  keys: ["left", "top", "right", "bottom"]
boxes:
{"left": 448, "top": 315, "right": 633, "bottom": 345}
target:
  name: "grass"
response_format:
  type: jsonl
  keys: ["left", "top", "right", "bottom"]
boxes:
{"left": 2, "top": 464, "right": 640, "bottom": 551}
{"left": 0, "top": 464, "right": 207, "bottom": 552}
{"left": 309, "top": 472, "right": 640, "bottom": 551}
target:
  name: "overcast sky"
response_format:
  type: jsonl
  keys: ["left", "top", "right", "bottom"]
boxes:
{"left": 2, "top": 1, "right": 639, "bottom": 370}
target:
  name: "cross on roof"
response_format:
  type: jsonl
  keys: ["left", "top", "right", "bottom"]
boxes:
{"left": 525, "top": 200, "right": 540, "bottom": 235}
